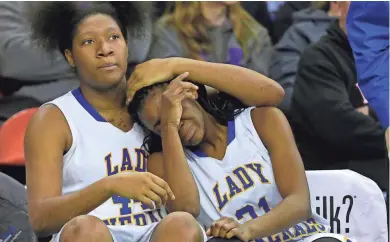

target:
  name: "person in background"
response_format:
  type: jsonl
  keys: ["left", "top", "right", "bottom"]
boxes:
{"left": 269, "top": 1, "right": 340, "bottom": 116}
{"left": 0, "top": 1, "right": 78, "bottom": 102}
{"left": 0, "top": 1, "right": 152, "bottom": 103}
{"left": 271, "top": 1, "right": 311, "bottom": 43}
{"left": 240, "top": 2, "right": 275, "bottom": 44}
{"left": 290, "top": 1, "right": 388, "bottom": 192}
{"left": 147, "top": 1, "right": 272, "bottom": 79}
{"left": 346, "top": 1, "right": 389, "bottom": 152}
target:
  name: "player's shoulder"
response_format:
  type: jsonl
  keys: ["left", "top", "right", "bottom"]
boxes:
{"left": 30, "top": 90, "right": 76, "bottom": 132}
{"left": 250, "top": 107, "right": 284, "bottom": 122}
{"left": 235, "top": 107, "right": 285, "bottom": 130}
{"left": 249, "top": 107, "right": 288, "bottom": 136}
{"left": 27, "top": 104, "right": 71, "bottom": 139}
{"left": 33, "top": 104, "right": 67, "bottom": 125}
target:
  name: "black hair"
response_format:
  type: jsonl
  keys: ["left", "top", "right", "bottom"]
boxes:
{"left": 29, "top": 1, "right": 153, "bottom": 55}
{"left": 128, "top": 82, "right": 246, "bottom": 154}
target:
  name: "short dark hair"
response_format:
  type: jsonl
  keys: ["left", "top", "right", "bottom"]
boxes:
{"left": 128, "top": 81, "right": 246, "bottom": 154}
{"left": 29, "top": 1, "right": 152, "bottom": 55}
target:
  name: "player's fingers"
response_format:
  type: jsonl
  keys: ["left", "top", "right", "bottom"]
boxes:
{"left": 150, "top": 174, "right": 175, "bottom": 200}
{"left": 149, "top": 182, "right": 168, "bottom": 205}
{"left": 171, "top": 72, "right": 190, "bottom": 84}
{"left": 167, "top": 73, "right": 194, "bottom": 92}
{"left": 137, "top": 196, "right": 155, "bottom": 210}
{"left": 218, "top": 222, "right": 237, "bottom": 238}
{"left": 177, "top": 80, "right": 198, "bottom": 92}
{"left": 144, "top": 190, "right": 163, "bottom": 208}
{"left": 225, "top": 228, "right": 239, "bottom": 239}
{"left": 178, "top": 90, "right": 197, "bottom": 102}
{"left": 169, "top": 86, "right": 198, "bottom": 100}
{"left": 126, "top": 75, "right": 139, "bottom": 105}
{"left": 209, "top": 219, "right": 225, "bottom": 238}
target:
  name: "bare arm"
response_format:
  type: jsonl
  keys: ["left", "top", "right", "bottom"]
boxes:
{"left": 146, "top": 78, "right": 201, "bottom": 217}
{"left": 243, "top": 107, "right": 311, "bottom": 239}
{"left": 171, "top": 58, "right": 284, "bottom": 107}
{"left": 147, "top": 132, "right": 200, "bottom": 217}
{"left": 25, "top": 105, "right": 113, "bottom": 236}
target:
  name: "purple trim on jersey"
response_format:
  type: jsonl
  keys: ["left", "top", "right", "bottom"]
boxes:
{"left": 193, "top": 119, "right": 235, "bottom": 157}
{"left": 72, "top": 88, "right": 107, "bottom": 122}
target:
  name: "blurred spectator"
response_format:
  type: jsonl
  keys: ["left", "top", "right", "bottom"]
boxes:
{"left": 147, "top": 1, "right": 272, "bottom": 76}
{"left": 272, "top": 1, "right": 311, "bottom": 43}
{"left": 153, "top": 1, "right": 169, "bottom": 20}
{"left": 269, "top": 2, "right": 340, "bottom": 115}
{"left": 0, "top": 2, "right": 78, "bottom": 103}
{"left": 240, "top": 2, "right": 275, "bottom": 43}
{"left": 0, "top": 1, "right": 152, "bottom": 105}
{"left": 346, "top": 1, "right": 389, "bottom": 150}
{"left": 290, "top": 1, "right": 388, "bottom": 191}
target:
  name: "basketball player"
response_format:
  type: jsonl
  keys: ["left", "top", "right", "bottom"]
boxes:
{"left": 127, "top": 77, "right": 355, "bottom": 242}
{"left": 25, "top": 2, "right": 285, "bottom": 242}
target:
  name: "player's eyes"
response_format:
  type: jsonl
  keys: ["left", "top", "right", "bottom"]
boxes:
{"left": 82, "top": 39, "right": 94, "bottom": 45}
{"left": 109, "top": 34, "right": 120, "bottom": 40}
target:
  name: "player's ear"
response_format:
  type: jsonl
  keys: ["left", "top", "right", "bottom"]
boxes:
{"left": 64, "top": 49, "right": 75, "bottom": 68}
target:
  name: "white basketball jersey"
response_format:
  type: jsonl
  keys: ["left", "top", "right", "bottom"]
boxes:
{"left": 185, "top": 107, "right": 330, "bottom": 242}
{"left": 47, "top": 88, "right": 166, "bottom": 241}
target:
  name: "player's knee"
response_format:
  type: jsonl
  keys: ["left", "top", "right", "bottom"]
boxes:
{"left": 164, "top": 212, "right": 204, "bottom": 241}
{"left": 59, "top": 215, "right": 112, "bottom": 242}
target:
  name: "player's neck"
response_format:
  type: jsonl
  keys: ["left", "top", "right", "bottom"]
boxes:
{"left": 80, "top": 80, "right": 127, "bottom": 112}
{"left": 200, "top": 113, "right": 229, "bottom": 160}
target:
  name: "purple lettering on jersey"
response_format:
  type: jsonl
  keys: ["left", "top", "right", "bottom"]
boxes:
{"left": 135, "top": 148, "right": 147, "bottom": 172}
{"left": 121, "top": 148, "right": 133, "bottom": 171}
{"left": 233, "top": 166, "right": 254, "bottom": 189}
{"left": 119, "top": 216, "right": 132, "bottom": 225}
{"left": 134, "top": 213, "right": 147, "bottom": 226}
{"left": 245, "top": 163, "right": 270, "bottom": 183}
{"left": 105, "top": 153, "right": 119, "bottom": 176}
{"left": 213, "top": 182, "right": 229, "bottom": 211}
{"left": 226, "top": 176, "right": 243, "bottom": 198}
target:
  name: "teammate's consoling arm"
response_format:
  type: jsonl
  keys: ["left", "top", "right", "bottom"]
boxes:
{"left": 172, "top": 58, "right": 285, "bottom": 107}
{"left": 242, "top": 107, "right": 311, "bottom": 239}
{"left": 127, "top": 58, "right": 284, "bottom": 107}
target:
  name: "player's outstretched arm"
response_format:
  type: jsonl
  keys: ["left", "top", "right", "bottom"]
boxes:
{"left": 127, "top": 58, "right": 285, "bottom": 107}
{"left": 25, "top": 105, "right": 174, "bottom": 237}
{"left": 243, "top": 107, "right": 311, "bottom": 239}
{"left": 171, "top": 58, "right": 285, "bottom": 107}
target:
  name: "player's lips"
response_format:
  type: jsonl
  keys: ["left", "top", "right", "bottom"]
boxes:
{"left": 98, "top": 62, "right": 117, "bottom": 70}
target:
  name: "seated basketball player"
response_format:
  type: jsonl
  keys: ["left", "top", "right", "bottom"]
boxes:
{"left": 127, "top": 76, "right": 355, "bottom": 242}
{"left": 25, "top": 2, "right": 285, "bottom": 242}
